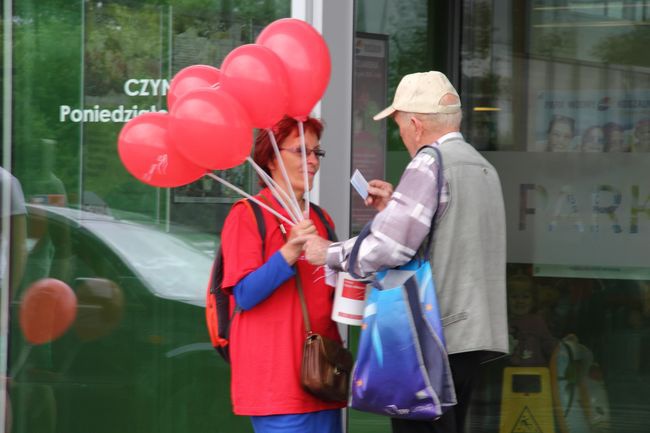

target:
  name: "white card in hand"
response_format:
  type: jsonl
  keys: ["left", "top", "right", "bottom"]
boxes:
{"left": 350, "top": 169, "right": 369, "bottom": 199}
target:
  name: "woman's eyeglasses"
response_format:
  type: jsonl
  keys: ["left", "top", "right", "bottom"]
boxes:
{"left": 280, "top": 147, "right": 326, "bottom": 159}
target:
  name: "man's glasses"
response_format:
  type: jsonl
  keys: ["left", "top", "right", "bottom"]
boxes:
{"left": 280, "top": 147, "right": 326, "bottom": 159}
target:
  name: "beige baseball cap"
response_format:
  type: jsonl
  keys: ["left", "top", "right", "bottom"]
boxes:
{"left": 373, "top": 71, "right": 461, "bottom": 121}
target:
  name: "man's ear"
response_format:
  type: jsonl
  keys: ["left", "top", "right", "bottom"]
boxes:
{"left": 411, "top": 116, "right": 424, "bottom": 139}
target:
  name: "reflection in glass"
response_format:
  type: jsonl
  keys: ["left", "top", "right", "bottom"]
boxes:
{"left": 581, "top": 125, "right": 605, "bottom": 153}
{"left": 462, "top": 1, "right": 650, "bottom": 432}
{"left": 7, "top": 2, "right": 291, "bottom": 433}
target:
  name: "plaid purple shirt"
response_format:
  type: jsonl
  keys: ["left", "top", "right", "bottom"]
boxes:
{"left": 326, "top": 132, "right": 461, "bottom": 277}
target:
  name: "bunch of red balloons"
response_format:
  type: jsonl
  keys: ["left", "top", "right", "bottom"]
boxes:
{"left": 118, "top": 18, "right": 331, "bottom": 188}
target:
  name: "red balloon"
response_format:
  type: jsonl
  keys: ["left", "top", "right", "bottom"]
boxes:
{"left": 118, "top": 112, "right": 206, "bottom": 187}
{"left": 19, "top": 278, "right": 77, "bottom": 345}
{"left": 167, "top": 65, "right": 221, "bottom": 110}
{"left": 169, "top": 87, "right": 253, "bottom": 170}
{"left": 256, "top": 18, "right": 331, "bottom": 120}
{"left": 221, "top": 44, "right": 289, "bottom": 128}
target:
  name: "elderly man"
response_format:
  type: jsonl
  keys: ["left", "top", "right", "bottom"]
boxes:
{"left": 301, "top": 71, "right": 508, "bottom": 433}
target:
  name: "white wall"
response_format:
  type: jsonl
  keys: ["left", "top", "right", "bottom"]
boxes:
{"left": 293, "top": 0, "right": 354, "bottom": 239}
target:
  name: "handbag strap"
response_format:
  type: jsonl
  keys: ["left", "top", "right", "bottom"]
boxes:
{"left": 295, "top": 273, "right": 312, "bottom": 334}
{"left": 256, "top": 194, "right": 313, "bottom": 335}
{"left": 347, "top": 145, "right": 444, "bottom": 280}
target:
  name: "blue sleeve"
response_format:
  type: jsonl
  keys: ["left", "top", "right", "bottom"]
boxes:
{"left": 233, "top": 251, "right": 296, "bottom": 310}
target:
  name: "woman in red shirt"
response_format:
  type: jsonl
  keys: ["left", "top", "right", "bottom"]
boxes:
{"left": 220, "top": 116, "right": 344, "bottom": 433}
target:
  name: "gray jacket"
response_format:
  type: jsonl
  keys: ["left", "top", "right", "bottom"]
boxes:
{"left": 431, "top": 137, "right": 508, "bottom": 360}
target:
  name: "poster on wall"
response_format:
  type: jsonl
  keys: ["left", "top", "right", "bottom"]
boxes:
{"left": 487, "top": 151, "right": 650, "bottom": 280}
{"left": 351, "top": 32, "right": 388, "bottom": 234}
{"left": 530, "top": 90, "right": 650, "bottom": 153}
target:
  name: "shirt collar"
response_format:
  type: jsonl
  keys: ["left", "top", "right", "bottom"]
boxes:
{"left": 416, "top": 132, "right": 464, "bottom": 156}
{"left": 433, "top": 131, "right": 463, "bottom": 146}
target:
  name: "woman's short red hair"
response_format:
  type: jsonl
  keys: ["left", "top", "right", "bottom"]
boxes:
{"left": 253, "top": 116, "right": 324, "bottom": 186}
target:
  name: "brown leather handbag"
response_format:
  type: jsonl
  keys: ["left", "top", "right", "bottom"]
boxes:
{"left": 296, "top": 274, "right": 353, "bottom": 402}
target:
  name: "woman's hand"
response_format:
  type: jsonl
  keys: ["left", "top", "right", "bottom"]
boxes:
{"left": 280, "top": 219, "right": 317, "bottom": 265}
{"left": 364, "top": 179, "right": 394, "bottom": 211}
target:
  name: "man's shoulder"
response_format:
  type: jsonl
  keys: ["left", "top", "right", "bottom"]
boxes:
{"left": 416, "top": 145, "right": 440, "bottom": 161}
{"left": 411, "top": 146, "right": 442, "bottom": 171}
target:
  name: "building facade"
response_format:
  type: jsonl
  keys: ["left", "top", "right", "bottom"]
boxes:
{"left": 1, "top": 1, "right": 649, "bottom": 432}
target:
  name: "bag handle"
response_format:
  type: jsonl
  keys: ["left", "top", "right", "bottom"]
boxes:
{"left": 420, "top": 145, "right": 444, "bottom": 256}
{"left": 347, "top": 145, "right": 443, "bottom": 280}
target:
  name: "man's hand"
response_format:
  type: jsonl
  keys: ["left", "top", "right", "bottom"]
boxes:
{"left": 364, "top": 179, "right": 393, "bottom": 211}
{"left": 280, "top": 219, "right": 317, "bottom": 265}
{"left": 300, "top": 235, "right": 332, "bottom": 266}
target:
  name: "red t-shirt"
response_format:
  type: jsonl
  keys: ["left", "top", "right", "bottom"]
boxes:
{"left": 221, "top": 189, "right": 345, "bottom": 415}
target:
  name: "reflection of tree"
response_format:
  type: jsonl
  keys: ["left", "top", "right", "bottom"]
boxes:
{"left": 85, "top": 2, "right": 162, "bottom": 96}
{"left": 471, "top": 1, "right": 493, "bottom": 59}
{"left": 172, "top": 0, "right": 288, "bottom": 41}
{"left": 12, "top": 6, "right": 81, "bottom": 206}
{"left": 11, "top": 0, "right": 289, "bottom": 224}
{"left": 384, "top": 0, "right": 429, "bottom": 151}
{"left": 534, "top": 29, "right": 574, "bottom": 58}
{"left": 592, "top": 25, "right": 650, "bottom": 68}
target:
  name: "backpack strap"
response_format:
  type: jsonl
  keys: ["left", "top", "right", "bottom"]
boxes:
{"left": 208, "top": 198, "right": 269, "bottom": 362}
{"left": 242, "top": 199, "right": 267, "bottom": 257}
{"left": 210, "top": 199, "right": 267, "bottom": 297}
{"left": 311, "top": 203, "right": 338, "bottom": 242}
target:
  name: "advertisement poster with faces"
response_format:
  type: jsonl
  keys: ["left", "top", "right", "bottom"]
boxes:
{"left": 531, "top": 90, "right": 650, "bottom": 153}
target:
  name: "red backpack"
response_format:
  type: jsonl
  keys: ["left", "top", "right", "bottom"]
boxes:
{"left": 205, "top": 199, "right": 336, "bottom": 363}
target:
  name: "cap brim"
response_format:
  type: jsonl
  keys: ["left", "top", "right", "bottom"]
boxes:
{"left": 373, "top": 105, "right": 396, "bottom": 121}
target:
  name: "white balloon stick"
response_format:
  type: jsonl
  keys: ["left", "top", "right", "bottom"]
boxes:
{"left": 264, "top": 172, "right": 304, "bottom": 221}
{"left": 205, "top": 172, "right": 295, "bottom": 226}
{"left": 250, "top": 158, "right": 303, "bottom": 220}
{"left": 247, "top": 157, "right": 303, "bottom": 221}
{"left": 267, "top": 129, "right": 304, "bottom": 220}
{"left": 297, "top": 120, "right": 310, "bottom": 215}
{"left": 246, "top": 157, "right": 300, "bottom": 223}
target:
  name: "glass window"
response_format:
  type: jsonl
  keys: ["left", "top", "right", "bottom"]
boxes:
{"left": 351, "top": 0, "right": 436, "bottom": 431}
{"left": 352, "top": 0, "right": 435, "bottom": 234}
{"left": 461, "top": 1, "right": 650, "bottom": 432}
{"left": 3, "top": 1, "right": 289, "bottom": 433}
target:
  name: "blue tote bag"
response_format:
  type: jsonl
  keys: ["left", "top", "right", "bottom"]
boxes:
{"left": 347, "top": 146, "right": 456, "bottom": 420}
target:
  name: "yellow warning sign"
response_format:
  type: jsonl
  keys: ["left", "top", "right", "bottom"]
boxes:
{"left": 511, "top": 406, "right": 543, "bottom": 433}
{"left": 499, "top": 367, "right": 555, "bottom": 433}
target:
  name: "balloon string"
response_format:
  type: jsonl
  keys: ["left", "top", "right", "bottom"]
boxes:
{"left": 297, "top": 120, "right": 310, "bottom": 215}
{"left": 246, "top": 157, "right": 300, "bottom": 223}
{"left": 205, "top": 172, "right": 295, "bottom": 226}
{"left": 267, "top": 129, "right": 304, "bottom": 220}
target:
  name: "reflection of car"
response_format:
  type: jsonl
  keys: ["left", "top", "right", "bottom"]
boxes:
{"left": 10, "top": 204, "right": 251, "bottom": 433}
